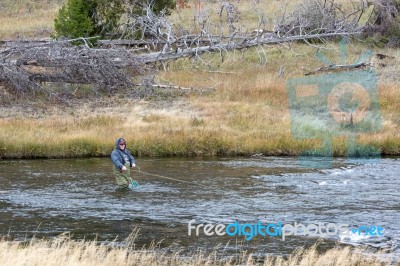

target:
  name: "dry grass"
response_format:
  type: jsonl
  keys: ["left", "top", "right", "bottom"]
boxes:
{"left": 0, "top": 236, "right": 395, "bottom": 266}
{"left": 0, "top": 0, "right": 60, "bottom": 39}
{"left": 171, "top": 0, "right": 354, "bottom": 33}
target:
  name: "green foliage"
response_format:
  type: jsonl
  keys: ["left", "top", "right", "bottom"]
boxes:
{"left": 87, "top": 0, "right": 125, "bottom": 36}
{"left": 54, "top": 0, "right": 125, "bottom": 40}
{"left": 54, "top": 0, "right": 94, "bottom": 39}
{"left": 54, "top": 0, "right": 177, "bottom": 40}
{"left": 128, "top": 0, "right": 176, "bottom": 16}
{"left": 149, "top": 0, "right": 176, "bottom": 15}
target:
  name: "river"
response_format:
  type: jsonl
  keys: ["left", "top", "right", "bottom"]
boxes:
{"left": 0, "top": 156, "right": 399, "bottom": 259}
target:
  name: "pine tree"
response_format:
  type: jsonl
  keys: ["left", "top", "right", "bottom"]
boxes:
{"left": 54, "top": 0, "right": 94, "bottom": 39}
{"left": 54, "top": 0, "right": 177, "bottom": 40}
{"left": 151, "top": 0, "right": 176, "bottom": 15}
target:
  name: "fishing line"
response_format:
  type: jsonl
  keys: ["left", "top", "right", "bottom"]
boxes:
{"left": 134, "top": 166, "right": 216, "bottom": 190}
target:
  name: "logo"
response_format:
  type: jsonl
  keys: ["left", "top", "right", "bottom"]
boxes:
{"left": 286, "top": 38, "right": 381, "bottom": 167}
{"left": 188, "top": 220, "right": 384, "bottom": 241}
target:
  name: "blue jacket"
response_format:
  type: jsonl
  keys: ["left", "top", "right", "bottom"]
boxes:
{"left": 111, "top": 138, "right": 135, "bottom": 170}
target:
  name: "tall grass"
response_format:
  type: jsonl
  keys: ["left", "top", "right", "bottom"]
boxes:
{"left": 0, "top": 235, "right": 394, "bottom": 266}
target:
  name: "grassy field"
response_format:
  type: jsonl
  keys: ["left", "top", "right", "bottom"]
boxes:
{"left": 0, "top": 0, "right": 61, "bottom": 39}
{"left": 0, "top": 0, "right": 399, "bottom": 158}
{"left": 0, "top": 236, "right": 395, "bottom": 266}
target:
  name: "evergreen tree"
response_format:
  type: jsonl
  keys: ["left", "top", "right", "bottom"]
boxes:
{"left": 149, "top": 0, "right": 176, "bottom": 15}
{"left": 54, "top": 0, "right": 177, "bottom": 39}
{"left": 54, "top": 0, "right": 94, "bottom": 39}
{"left": 87, "top": 0, "right": 125, "bottom": 36}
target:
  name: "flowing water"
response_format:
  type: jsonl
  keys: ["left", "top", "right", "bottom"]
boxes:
{"left": 0, "top": 157, "right": 399, "bottom": 258}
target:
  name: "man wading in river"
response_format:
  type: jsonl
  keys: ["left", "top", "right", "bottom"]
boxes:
{"left": 111, "top": 138, "right": 136, "bottom": 190}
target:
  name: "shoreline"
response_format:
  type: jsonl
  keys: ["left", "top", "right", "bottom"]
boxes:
{"left": 0, "top": 150, "right": 399, "bottom": 160}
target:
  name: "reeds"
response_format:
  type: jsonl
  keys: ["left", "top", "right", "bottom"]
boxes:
{"left": 0, "top": 235, "right": 394, "bottom": 266}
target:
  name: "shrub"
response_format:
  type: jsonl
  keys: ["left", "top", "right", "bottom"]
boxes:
{"left": 54, "top": 0, "right": 177, "bottom": 40}
{"left": 54, "top": 0, "right": 94, "bottom": 39}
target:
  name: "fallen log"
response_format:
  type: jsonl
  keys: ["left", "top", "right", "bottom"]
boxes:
{"left": 0, "top": 32, "right": 361, "bottom": 96}
{"left": 304, "top": 62, "right": 370, "bottom": 76}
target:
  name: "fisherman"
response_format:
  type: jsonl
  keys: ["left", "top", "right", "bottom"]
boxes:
{"left": 111, "top": 137, "right": 136, "bottom": 190}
